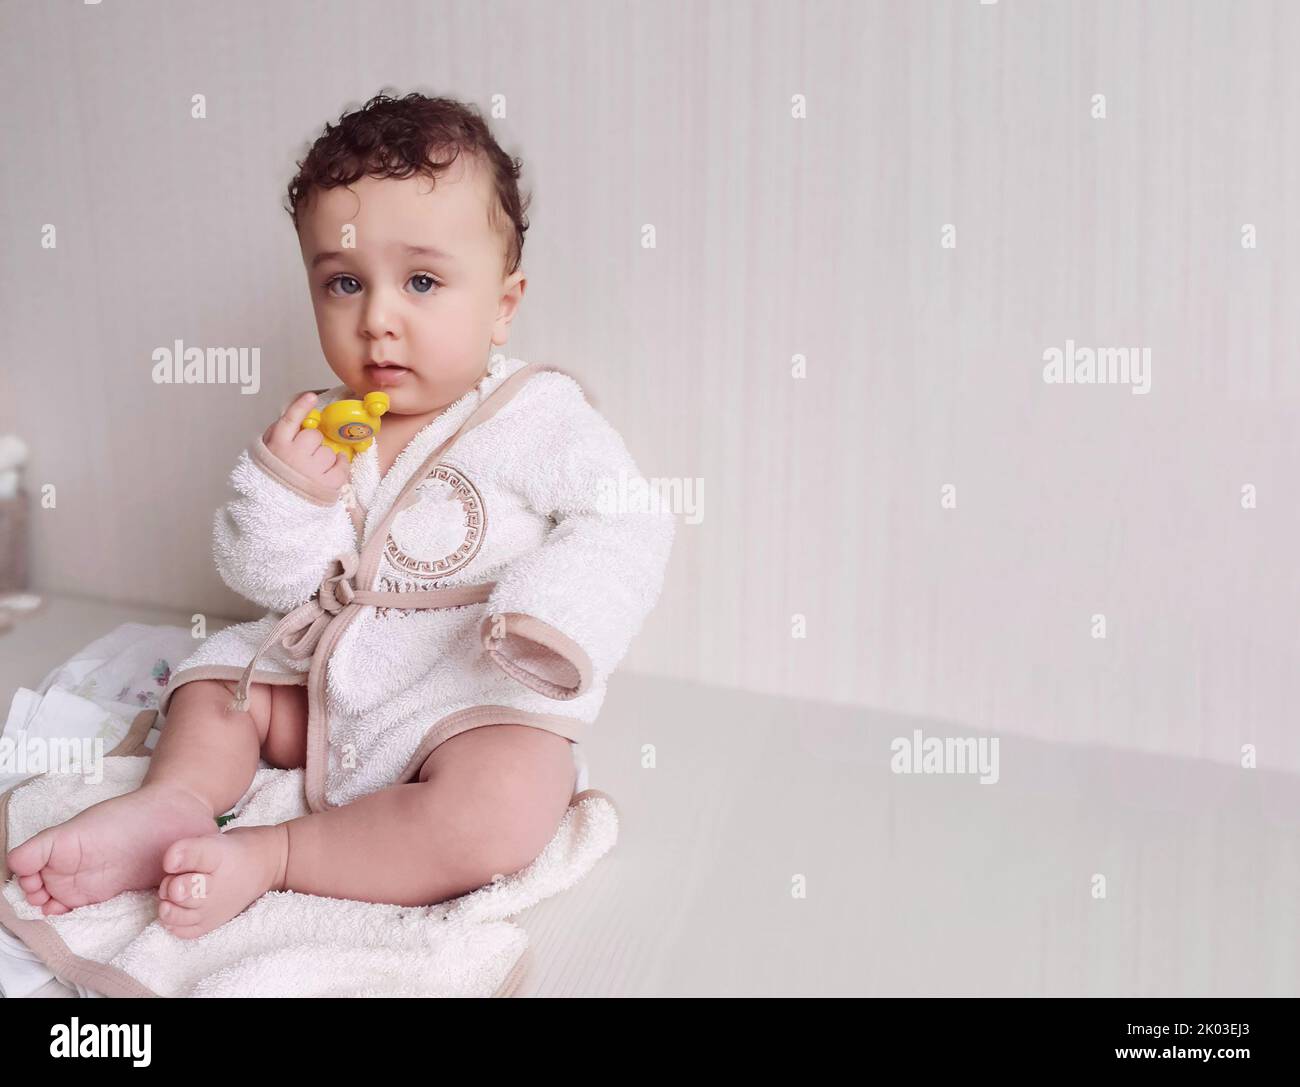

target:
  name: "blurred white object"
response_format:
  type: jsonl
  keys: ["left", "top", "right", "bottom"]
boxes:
{"left": 0, "top": 687, "right": 130, "bottom": 795}
{"left": 0, "top": 924, "right": 102, "bottom": 998}
{"left": 4, "top": 686, "right": 126, "bottom": 744}
{"left": 0, "top": 434, "right": 27, "bottom": 473}
{"left": 30, "top": 621, "right": 196, "bottom": 717}
{"left": 0, "top": 621, "right": 194, "bottom": 795}
{"left": 0, "top": 442, "right": 27, "bottom": 590}
{"left": 0, "top": 593, "right": 41, "bottom": 613}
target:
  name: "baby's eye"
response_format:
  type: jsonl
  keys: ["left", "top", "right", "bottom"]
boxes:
{"left": 408, "top": 273, "right": 439, "bottom": 294}
{"left": 326, "top": 275, "right": 361, "bottom": 296}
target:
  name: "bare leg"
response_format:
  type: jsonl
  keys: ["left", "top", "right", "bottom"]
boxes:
{"left": 6, "top": 678, "right": 303, "bottom": 914}
{"left": 142, "top": 679, "right": 307, "bottom": 810}
{"left": 156, "top": 724, "right": 577, "bottom": 938}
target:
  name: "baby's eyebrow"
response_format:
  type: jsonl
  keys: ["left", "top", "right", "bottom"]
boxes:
{"left": 402, "top": 243, "right": 457, "bottom": 263}
{"left": 310, "top": 243, "right": 456, "bottom": 269}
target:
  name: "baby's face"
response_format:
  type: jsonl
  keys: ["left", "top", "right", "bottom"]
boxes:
{"left": 297, "top": 155, "right": 524, "bottom": 417}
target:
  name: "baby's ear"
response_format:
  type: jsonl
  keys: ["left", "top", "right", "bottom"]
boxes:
{"left": 363, "top": 391, "right": 391, "bottom": 417}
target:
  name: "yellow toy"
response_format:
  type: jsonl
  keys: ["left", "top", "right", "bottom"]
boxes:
{"left": 301, "top": 391, "right": 390, "bottom": 460}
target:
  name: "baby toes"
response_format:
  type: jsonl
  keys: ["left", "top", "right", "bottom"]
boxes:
{"left": 5, "top": 829, "right": 55, "bottom": 879}
{"left": 162, "top": 835, "right": 221, "bottom": 879}
{"left": 154, "top": 828, "right": 279, "bottom": 940}
{"left": 17, "top": 873, "right": 51, "bottom": 906}
{"left": 157, "top": 899, "right": 204, "bottom": 937}
{"left": 163, "top": 870, "right": 211, "bottom": 906}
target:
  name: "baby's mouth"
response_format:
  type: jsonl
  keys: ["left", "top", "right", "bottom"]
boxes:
{"left": 364, "top": 362, "right": 412, "bottom": 386}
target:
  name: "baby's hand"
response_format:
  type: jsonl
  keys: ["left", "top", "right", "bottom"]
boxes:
{"left": 262, "top": 391, "right": 351, "bottom": 493}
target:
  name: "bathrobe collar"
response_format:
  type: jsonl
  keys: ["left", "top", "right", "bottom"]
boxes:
{"left": 322, "top": 356, "right": 529, "bottom": 546}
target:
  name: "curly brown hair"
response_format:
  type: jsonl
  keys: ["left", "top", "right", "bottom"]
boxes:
{"left": 285, "top": 91, "right": 531, "bottom": 276}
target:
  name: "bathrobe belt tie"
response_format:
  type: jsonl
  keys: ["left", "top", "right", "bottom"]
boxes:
{"left": 226, "top": 547, "right": 496, "bottom": 712}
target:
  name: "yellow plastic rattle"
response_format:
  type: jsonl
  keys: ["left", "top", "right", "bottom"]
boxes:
{"left": 300, "top": 391, "right": 390, "bottom": 461}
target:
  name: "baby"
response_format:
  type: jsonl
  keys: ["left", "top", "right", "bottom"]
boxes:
{"left": 7, "top": 92, "right": 674, "bottom": 938}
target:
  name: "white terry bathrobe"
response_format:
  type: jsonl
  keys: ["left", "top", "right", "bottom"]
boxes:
{"left": 159, "top": 356, "right": 675, "bottom": 812}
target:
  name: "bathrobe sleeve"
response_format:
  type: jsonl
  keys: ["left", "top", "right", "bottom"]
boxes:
{"left": 211, "top": 436, "right": 357, "bottom": 614}
{"left": 479, "top": 375, "right": 675, "bottom": 700}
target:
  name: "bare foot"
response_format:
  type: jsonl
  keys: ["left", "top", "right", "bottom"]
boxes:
{"left": 157, "top": 825, "right": 288, "bottom": 940}
{"left": 6, "top": 783, "right": 220, "bottom": 915}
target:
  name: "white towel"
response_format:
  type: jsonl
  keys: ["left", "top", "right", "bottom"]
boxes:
{"left": 1, "top": 757, "right": 617, "bottom": 997}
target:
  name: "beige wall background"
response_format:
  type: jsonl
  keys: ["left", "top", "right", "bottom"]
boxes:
{"left": 2, "top": 1, "right": 1297, "bottom": 772}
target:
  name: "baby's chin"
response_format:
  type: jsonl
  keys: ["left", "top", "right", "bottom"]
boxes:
{"left": 377, "top": 379, "right": 475, "bottom": 419}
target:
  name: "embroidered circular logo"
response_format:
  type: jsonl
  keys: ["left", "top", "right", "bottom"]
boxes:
{"left": 384, "top": 463, "right": 486, "bottom": 581}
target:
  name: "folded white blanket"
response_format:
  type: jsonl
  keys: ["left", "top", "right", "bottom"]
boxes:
{"left": 0, "top": 747, "right": 618, "bottom": 997}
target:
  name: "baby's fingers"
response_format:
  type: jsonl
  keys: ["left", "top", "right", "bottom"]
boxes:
{"left": 265, "top": 391, "right": 319, "bottom": 447}
{"left": 322, "top": 451, "right": 351, "bottom": 490}
{"left": 306, "top": 441, "right": 341, "bottom": 474}
{"left": 291, "top": 425, "right": 325, "bottom": 456}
